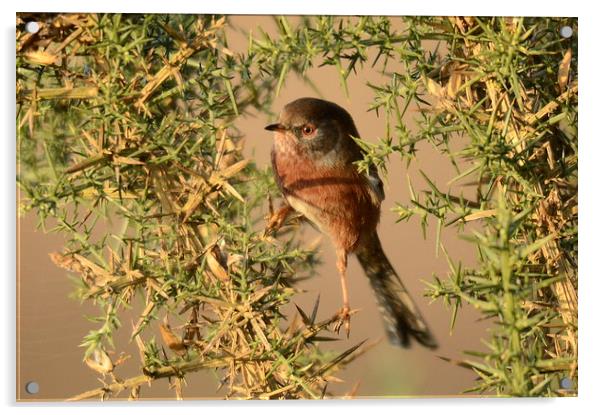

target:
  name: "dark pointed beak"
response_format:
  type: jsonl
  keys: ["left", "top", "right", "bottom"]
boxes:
{"left": 265, "top": 123, "right": 286, "bottom": 132}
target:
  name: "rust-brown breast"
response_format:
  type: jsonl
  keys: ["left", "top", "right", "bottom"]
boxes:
{"left": 272, "top": 143, "right": 380, "bottom": 253}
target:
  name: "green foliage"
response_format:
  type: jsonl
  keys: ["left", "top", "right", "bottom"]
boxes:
{"left": 17, "top": 13, "right": 366, "bottom": 400}
{"left": 391, "top": 18, "right": 578, "bottom": 397}
{"left": 17, "top": 14, "right": 577, "bottom": 399}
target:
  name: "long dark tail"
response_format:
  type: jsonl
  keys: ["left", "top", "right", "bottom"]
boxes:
{"left": 355, "top": 232, "right": 438, "bottom": 349}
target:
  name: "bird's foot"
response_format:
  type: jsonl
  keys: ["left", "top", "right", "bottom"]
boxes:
{"left": 263, "top": 205, "right": 293, "bottom": 237}
{"left": 264, "top": 214, "right": 285, "bottom": 236}
{"left": 333, "top": 306, "right": 353, "bottom": 338}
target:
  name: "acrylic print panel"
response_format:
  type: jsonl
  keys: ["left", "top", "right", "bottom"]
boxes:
{"left": 16, "top": 13, "right": 578, "bottom": 401}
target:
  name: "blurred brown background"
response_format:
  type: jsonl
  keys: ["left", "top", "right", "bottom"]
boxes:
{"left": 17, "top": 15, "right": 489, "bottom": 400}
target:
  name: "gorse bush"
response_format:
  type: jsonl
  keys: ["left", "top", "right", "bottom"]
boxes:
{"left": 17, "top": 14, "right": 577, "bottom": 399}
{"left": 17, "top": 14, "right": 365, "bottom": 400}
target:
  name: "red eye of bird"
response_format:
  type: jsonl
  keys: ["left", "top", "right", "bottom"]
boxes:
{"left": 302, "top": 125, "right": 315, "bottom": 136}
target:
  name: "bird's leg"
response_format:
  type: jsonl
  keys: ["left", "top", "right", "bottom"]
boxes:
{"left": 264, "top": 203, "right": 294, "bottom": 236}
{"left": 333, "top": 249, "right": 351, "bottom": 337}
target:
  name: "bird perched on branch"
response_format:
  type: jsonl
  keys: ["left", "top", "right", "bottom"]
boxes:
{"left": 264, "top": 97, "right": 438, "bottom": 349}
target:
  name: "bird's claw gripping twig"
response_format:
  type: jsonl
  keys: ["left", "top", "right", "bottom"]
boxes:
{"left": 333, "top": 306, "right": 354, "bottom": 338}
{"left": 263, "top": 204, "right": 294, "bottom": 237}
{"left": 263, "top": 213, "right": 285, "bottom": 236}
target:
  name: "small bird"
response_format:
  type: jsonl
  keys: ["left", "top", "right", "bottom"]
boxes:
{"left": 265, "top": 97, "right": 438, "bottom": 349}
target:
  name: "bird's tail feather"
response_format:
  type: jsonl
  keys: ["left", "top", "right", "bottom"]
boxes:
{"left": 356, "top": 232, "right": 438, "bottom": 349}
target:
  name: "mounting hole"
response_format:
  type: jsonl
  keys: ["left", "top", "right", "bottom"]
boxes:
{"left": 24, "top": 21, "right": 40, "bottom": 34}
{"left": 560, "top": 26, "right": 573, "bottom": 38}
{"left": 560, "top": 377, "right": 573, "bottom": 389}
{"left": 25, "top": 381, "right": 39, "bottom": 394}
